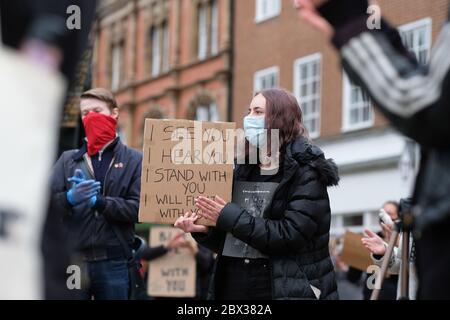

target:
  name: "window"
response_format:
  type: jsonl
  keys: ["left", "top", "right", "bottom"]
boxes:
{"left": 343, "top": 214, "right": 364, "bottom": 227}
{"left": 197, "top": 0, "right": 219, "bottom": 60}
{"left": 398, "top": 18, "right": 432, "bottom": 65}
{"left": 342, "top": 72, "right": 374, "bottom": 131}
{"left": 196, "top": 103, "right": 219, "bottom": 121}
{"left": 254, "top": 66, "right": 279, "bottom": 93}
{"left": 255, "top": 0, "right": 281, "bottom": 23}
{"left": 162, "top": 22, "right": 170, "bottom": 73}
{"left": 111, "top": 42, "right": 123, "bottom": 91}
{"left": 149, "top": 22, "right": 170, "bottom": 77}
{"left": 331, "top": 212, "right": 371, "bottom": 236}
{"left": 151, "top": 27, "right": 161, "bottom": 77}
{"left": 140, "top": 107, "right": 167, "bottom": 147}
{"left": 198, "top": 4, "right": 208, "bottom": 60}
{"left": 188, "top": 94, "right": 219, "bottom": 121}
{"left": 210, "top": 0, "right": 219, "bottom": 55}
{"left": 294, "top": 53, "right": 322, "bottom": 138}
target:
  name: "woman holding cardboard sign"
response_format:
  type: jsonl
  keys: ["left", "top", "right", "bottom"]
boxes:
{"left": 175, "top": 88, "right": 339, "bottom": 300}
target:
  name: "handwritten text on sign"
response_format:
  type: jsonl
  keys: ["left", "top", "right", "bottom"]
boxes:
{"left": 148, "top": 227, "right": 196, "bottom": 298}
{"left": 138, "top": 119, "right": 235, "bottom": 226}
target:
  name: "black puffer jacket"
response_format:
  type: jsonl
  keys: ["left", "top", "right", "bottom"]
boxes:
{"left": 193, "top": 136, "right": 340, "bottom": 300}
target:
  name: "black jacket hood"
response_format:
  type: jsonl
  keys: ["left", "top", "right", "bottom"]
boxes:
{"left": 288, "top": 136, "right": 340, "bottom": 187}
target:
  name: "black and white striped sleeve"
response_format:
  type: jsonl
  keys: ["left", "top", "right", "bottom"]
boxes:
{"left": 335, "top": 19, "right": 450, "bottom": 148}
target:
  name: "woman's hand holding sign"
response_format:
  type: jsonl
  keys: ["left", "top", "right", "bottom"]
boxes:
{"left": 174, "top": 211, "right": 209, "bottom": 233}
{"left": 195, "top": 196, "right": 227, "bottom": 225}
{"left": 174, "top": 195, "right": 228, "bottom": 233}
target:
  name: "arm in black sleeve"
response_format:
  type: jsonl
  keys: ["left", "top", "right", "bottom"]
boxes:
{"left": 50, "top": 152, "right": 72, "bottom": 216}
{"left": 215, "top": 168, "right": 328, "bottom": 256}
{"left": 94, "top": 155, "right": 142, "bottom": 223}
{"left": 140, "top": 245, "right": 168, "bottom": 261}
{"left": 195, "top": 245, "right": 214, "bottom": 275}
{"left": 319, "top": 0, "right": 450, "bottom": 148}
{"left": 316, "top": 0, "right": 369, "bottom": 30}
{"left": 192, "top": 228, "right": 226, "bottom": 255}
{"left": 339, "top": 23, "right": 450, "bottom": 148}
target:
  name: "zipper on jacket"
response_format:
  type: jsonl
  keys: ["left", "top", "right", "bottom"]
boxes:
{"left": 83, "top": 151, "right": 116, "bottom": 260}
{"left": 102, "top": 156, "right": 116, "bottom": 201}
{"left": 99, "top": 156, "right": 116, "bottom": 252}
{"left": 82, "top": 156, "right": 98, "bottom": 260}
{"left": 97, "top": 137, "right": 118, "bottom": 162}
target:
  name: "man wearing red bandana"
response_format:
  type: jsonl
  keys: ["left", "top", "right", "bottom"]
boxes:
{"left": 50, "top": 88, "right": 142, "bottom": 300}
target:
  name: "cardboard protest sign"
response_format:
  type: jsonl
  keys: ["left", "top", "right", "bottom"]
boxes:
{"left": 139, "top": 119, "right": 235, "bottom": 226}
{"left": 340, "top": 231, "right": 373, "bottom": 272}
{"left": 147, "top": 227, "right": 196, "bottom": 298}
{"left": 0, "top": 47, "right": 65, "bottom": 299}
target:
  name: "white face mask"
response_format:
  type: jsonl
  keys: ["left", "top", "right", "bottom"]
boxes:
{"left": 243, "top": 116, "right": 266, "bottom": 147}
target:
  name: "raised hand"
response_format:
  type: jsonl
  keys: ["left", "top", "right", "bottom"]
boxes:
{"left": 293, "top": 0, "right": 334, "bottom": 39}
{"left": 361, "top": 229, "right": 387, "bottom": 256}
{"left": 194, "top": 195, "right": 227, "bottom": 224}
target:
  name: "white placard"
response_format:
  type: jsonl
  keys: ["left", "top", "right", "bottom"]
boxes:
{"left": 0, "top": 47, "right": 65, "bottom": 299}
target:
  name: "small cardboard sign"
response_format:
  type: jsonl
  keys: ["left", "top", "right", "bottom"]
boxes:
{"left": 340, "top": 231, "right": 373, "bottom": 272}
{"left": 139, "top": 119, "right": 235, "bottom": 226}
{"left": 147, "top": 227, "right": 196, "bottom": 298}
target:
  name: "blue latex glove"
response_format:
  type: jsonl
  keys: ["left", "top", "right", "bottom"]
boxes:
{"left": 88, "top": 195, "right": 97, "bottom": 208}
{"left": 66, "top": 169, "right": 101, "bottom": 206}
{"left": 67, "top": 169, "right": 86, "bottom": 185}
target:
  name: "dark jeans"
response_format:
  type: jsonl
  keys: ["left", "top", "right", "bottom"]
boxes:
{"left": 215, "top": 257, "right": 272, "bottom": 300}
{"left": 416, "top": 218, "right": 450, "bottom": 299}
{"left": 80, "top": 259, "right": 129, "bottom": 300}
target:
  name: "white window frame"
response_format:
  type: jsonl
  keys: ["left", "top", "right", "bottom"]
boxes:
{"left": 196, "top": 103, "right": 219, "bottom": 122}
{"left": 293, "top": 53, "right": 322, "bottom": 139}
{"left": 162, "top": 22, "right": 170, "bottom": 73}
{"left": 255, "top": 0, "right": 281, "bottom": 24}
{"left": 210, "top": 0, "right": 219, "bottom": 55}
{"left": 253, "top": 66, "right": 279, "bottom": 93}
{"left": 151, "top": 26, "right": 161, "bottom": 77}
{"left": 111, "top": 44, "right": 121, "bottom": 91}
{"left": 198, "top": 4, "right": 208, "bottom": 60}
{"left": 331, "top": 211, "right": 373, "bottom": 236}
{"left": 398, "top": 17, "right": 432, "bottom": 65}
{"left": 341, "top": 72, "right": 374, "bottom": 132}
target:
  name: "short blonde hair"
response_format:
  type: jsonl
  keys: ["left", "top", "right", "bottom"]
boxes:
{"left": 80, "top": 88, "right": 119, "bottom": 111}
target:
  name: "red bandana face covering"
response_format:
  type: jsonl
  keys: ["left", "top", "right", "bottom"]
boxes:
{"left": 82, "top": 112, "right": 117, "bottom": 156}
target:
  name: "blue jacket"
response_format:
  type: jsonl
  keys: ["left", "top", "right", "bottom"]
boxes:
{"left": 50, "top": 139, "right": 142, "bottom": 253}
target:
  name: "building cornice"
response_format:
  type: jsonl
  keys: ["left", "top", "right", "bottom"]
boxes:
{"left": 97, "top": 0, "right": 135, "bottom": 26}
{"left": 314, "top": 126, "right": 393, "bottom": 145}
{"left": 113, "top": 48, "right": 230, "bottom": 94}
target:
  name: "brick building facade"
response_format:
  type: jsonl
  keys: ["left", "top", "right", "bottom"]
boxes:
{"left": 92, "top": 0, "right": 449, "bottom": 235}
{"left": 93, "top": 0, "right": 232, "bottom": 149}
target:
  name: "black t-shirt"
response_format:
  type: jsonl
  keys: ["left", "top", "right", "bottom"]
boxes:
{"left": 218, "top": 163, "right": 282, "bottom": 299}
{"left": 246, "top": 164, "right": 283, "bottom": 183}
